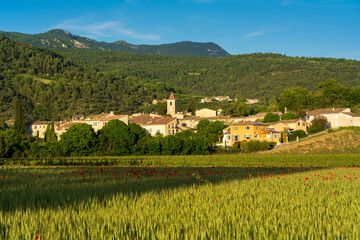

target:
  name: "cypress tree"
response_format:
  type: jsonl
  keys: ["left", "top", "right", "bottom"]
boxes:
{"left": 14, "top": 97, "right": 26, "bottom": 135}
{"left": 45, "top": 122, "right": 57, "bottom": 143}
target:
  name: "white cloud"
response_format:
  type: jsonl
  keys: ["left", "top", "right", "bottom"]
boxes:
{"left": 244, "top": 26, "right": 292, "bottom": 39}
{"left": 52, "top": 17, "right": 160, "bottom": 41}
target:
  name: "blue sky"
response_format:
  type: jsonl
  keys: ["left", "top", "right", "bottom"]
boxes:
{"left": 1, "top": 0, "right": 360, "bottom": 59}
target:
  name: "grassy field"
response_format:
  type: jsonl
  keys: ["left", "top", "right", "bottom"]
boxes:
{"left": 1, "top": 154, "right": 360, "bottom": 239}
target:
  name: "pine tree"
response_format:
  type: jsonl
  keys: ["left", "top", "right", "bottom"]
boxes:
{"left": 13, "top": 97, "right": 26, "bottom": 135}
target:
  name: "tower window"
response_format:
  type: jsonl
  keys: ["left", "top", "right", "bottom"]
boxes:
{"left": 170, "top": 102, "right": 172, "bottom": 106}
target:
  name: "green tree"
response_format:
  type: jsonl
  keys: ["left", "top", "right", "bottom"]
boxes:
{"left": 45, "top": 122, "right": 57, "bottom": 143}
{"left": 161, "top": 135, "right": 184, "bottom": 155}
{"left": 196, "top": 119, "right": 210, "bottom": 132}
{"left": 231, "top": 101, "right": 248, "bottom": 117}
{"left": 0, "top": 132, "right": 6, "bottom": 157}
{"left": 281, "top": 112, "right": 296, "bottom": 120}
{"left": 188, "top": 99, "right": 196, "bottom": 115}
{"left": 288, "top": 130, "right": 307, "bottom": 141}
{"left": 263, "top": 113, "right": 280, "bottom": 123}
{"left": 129, "top": 123, "right": 146, "bottom": 143}
{"left": 13, "top": 97, "right": 26, "bottom": 135}
{"left": 59, "top": 123, "right": 97, "bottom": 156}
{"left": 98, "top": 120, "right": 135, "bottom": 155}
{"left": 318, "top": 78, "right": 347, "bottom": 106}
{"left": 155, "top": 102, "right": 167, "bottom": 116}
{"left": 308, "top": 116, "right": 328, "bottom": 134}
{"left": 278, "top": 86, "right": 309, "bottom": 116}
{"left": 0, "top": 116, "right": 7, "bottom": 131}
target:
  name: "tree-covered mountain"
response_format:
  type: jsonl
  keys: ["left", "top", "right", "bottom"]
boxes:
{"left": 0, "top": 34, "right": 175, "bottom": 121}
{"left": 54, "top": 48, "right": 360, "bottom": 102}
{"left": 0, "top": 29, "right": 230, "bottom": 57}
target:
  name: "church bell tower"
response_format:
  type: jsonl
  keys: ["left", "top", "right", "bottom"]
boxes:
{"left": 167, "top": 92, "right": 177, "bottom": 115}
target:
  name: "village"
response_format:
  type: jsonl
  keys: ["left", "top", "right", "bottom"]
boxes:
{"left": 24, "top": 92, "right": 360, "bottom": 147}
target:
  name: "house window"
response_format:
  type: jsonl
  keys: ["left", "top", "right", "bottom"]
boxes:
{"left": 298, "top": 122, "right": 300, "bottom": 126}
{"left": 93, "top": 122, "right": 97, "bottom": 127}
{"left": 168, "top": 124, "right": 170, "bottom": 128}
{"left": 168, "top": 130, "right": 171, "bottom": 134}
{"left": 335, "top": 122, "right": 338, "bottom": 127}
{"left": 149, "top": 128, "right": 152, "bottom": 133}
{"left": 34, "top": 126, "right": 37, "bottom": 129}
{"left": 227, "top": 136, "right": 231, "bottom": 140}
{"left": 335, "top": 114, "right": 338, "bottom": 119}
{"left": 266, "top": 134, "right": 271, "bottom": 138}
{"left": 264, "top": 127, "right": 267, "bottom": 129}
{"left": 233, "top": 127, "right": 238, "bottom": 130}
{"left": 274, "top": 134, "right": 279, "bottom": 138}
{"left": 245, "top": 126, "right": 250, "bottom": 130}
{"left": 255, "top": 134, "right": 259, "bottom": 139}
{"left": 233, "top": 135, "right": 239, "bottom": 142}
{"left": 256, "top": 126, "right": 260, "bottom": 130}
{"left": 302, "top": 122, "right": 305, "bottom": 126}
{"left": 244, "top": 134, "right": 251, "bottom": 140}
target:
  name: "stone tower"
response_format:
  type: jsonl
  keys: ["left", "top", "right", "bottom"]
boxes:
{"left": 167, "top": 92, "right": 177, "bottom": 116}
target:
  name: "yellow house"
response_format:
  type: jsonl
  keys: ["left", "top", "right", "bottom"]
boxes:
{"left": 267, "top": 119, "right": 307, "bottom": 133}
{"left": 222, "top": 121, "right": 280, "bottom": 146}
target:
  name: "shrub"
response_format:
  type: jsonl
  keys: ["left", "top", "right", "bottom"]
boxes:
{"left": 263, "top": 113, "right": 280, "bottom": 123}
{"left": 288, "top": 130, "right": 307, "bottom": 141}
{"left": 242, "top": 140, "right": 270, "bottom": 153}
{"left": 308, "top": 116, "right": 328, "bottom": 134}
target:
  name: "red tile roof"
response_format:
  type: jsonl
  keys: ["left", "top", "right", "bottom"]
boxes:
{"left": 129, "top": 114, "right": 156, "bottom": 125}
{"left": 342, "top": 112, "right": 360, "bottom": 117}
{"left": 168, "top": 92, "right": 176, "bottom": 100}
{"left": 307, "top": 108, "right": 348, "bottom": 115}
{"left": 146, "top": 117, "right": 177, "bottom": 125}
{"left": 231, "top": 121, "right": 264, "bottom": 126}
{"left": 27, "top": 121, "right": 52, "bottom": 126}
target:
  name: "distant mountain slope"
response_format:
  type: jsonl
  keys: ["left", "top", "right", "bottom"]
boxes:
{"left": 0, "top": 29, "right": 230, "bottom": 57}
{"left": 54, "top": 48, "right": 360, "bottom": 100}
{"left": 0, "top": 34, "right": 173, "bottom": 121}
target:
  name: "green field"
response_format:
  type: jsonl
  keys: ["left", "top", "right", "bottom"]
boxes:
{"left": 1, "top": 154, "right": 360, "bottom": 239}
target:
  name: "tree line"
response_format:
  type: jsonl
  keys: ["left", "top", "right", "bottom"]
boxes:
{"left": 0, "top": 106, "right": 225, "bottom": 158}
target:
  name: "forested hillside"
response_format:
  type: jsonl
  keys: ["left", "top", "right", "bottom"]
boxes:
{"left": 55, "top": 48, "right": 360, "bottom": 102}
{"left": 0, "top": 34, "right": 173, "bottom": 121}
{"left": 0, "top": 29, "right": 229, "bottom": 57}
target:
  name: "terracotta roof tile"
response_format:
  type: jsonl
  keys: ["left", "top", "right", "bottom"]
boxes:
{"left": 103, "top": 115, "right": 128, "bottom": 121}
{"left": 342, "top": 112, "right": 360, "bottom": 117}
{"left": 129, "top": 114, "right": 155, "bottom": 125}
{"left": 230, "top": 121, "right": 265, "bottom": 126}
{"left": 307, "top": 108, "right": 348, "bottom": 115}
{"left": 26, "top": 121, "right": 52, "bottom": 126}
{"left": 168, "top": 92, "right": 176, "bottom": 100}
{"left": 146, "top": 117, "right": 177, "bottom": 125}
{"left": 56, "top": 122, "right": 80, "bottom": 131}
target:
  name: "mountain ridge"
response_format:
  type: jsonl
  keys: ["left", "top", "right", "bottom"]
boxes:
{"left": 0, "top": 29, "right": 230, "bottom": 57}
